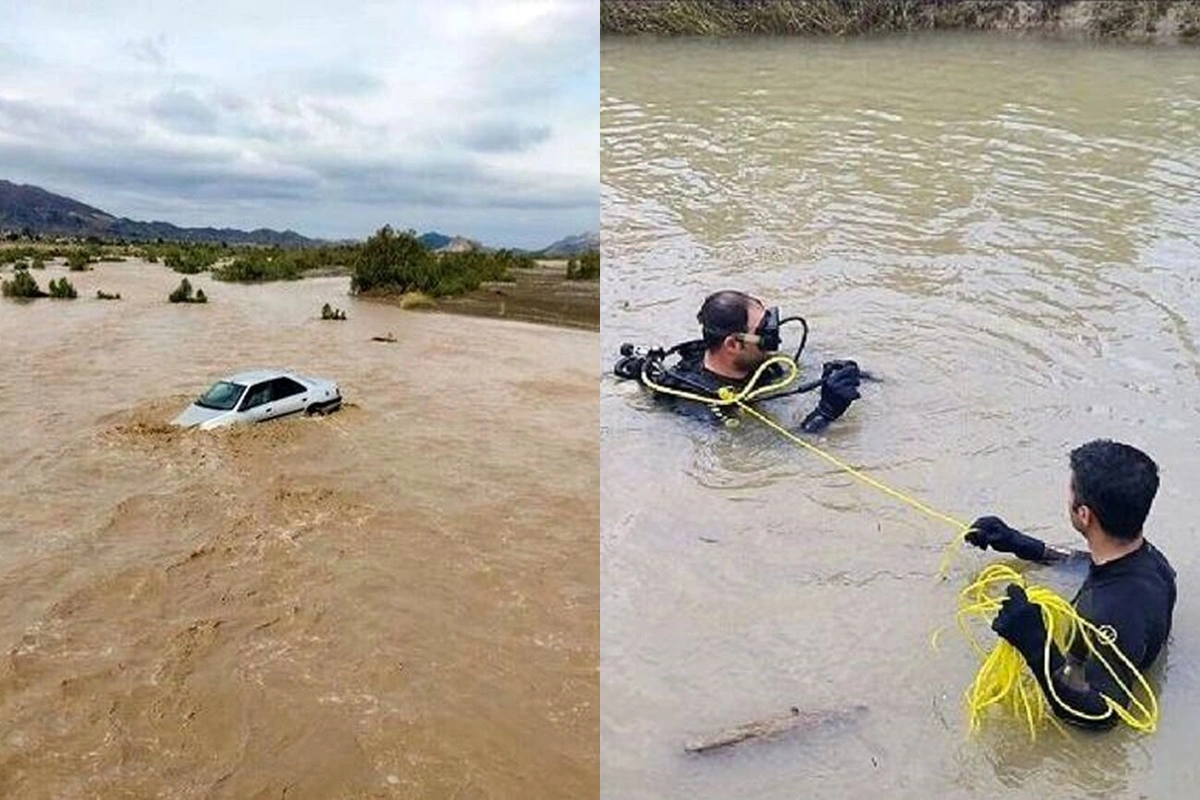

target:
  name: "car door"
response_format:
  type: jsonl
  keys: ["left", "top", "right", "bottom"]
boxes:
{"left": 269, "top": 377, "right": 309, "bottom": 418}
{"left": 237, "top": 381, "right": 275, "bottom": 422}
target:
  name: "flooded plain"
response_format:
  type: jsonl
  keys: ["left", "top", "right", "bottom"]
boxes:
{"left": 601, "top": 34, "right": 1200, "bottom": 799}
{"left": 0, "top": 260, "right": 598, "bottom": 798}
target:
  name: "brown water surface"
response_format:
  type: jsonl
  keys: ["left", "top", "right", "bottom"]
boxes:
{"left": 602, "top": 33, "right": 1200, "bottom": 800}
{"left": 0, "top": 261, "right": 598, "bottom": 798}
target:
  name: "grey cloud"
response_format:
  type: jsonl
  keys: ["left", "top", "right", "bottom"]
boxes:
{"left": 310, "top": 154, "right": 594, "bottom": 212}
{"left": 1, "top": 0, "right": 597, "bottom": 244}
{"left": 126, "top": 34, "right": 167, "bottom": 68}
{"left": 458, "top": 121, "right": 552, "bottom": 154}
{"left": 0, "top": 140, "right": 298, "bottom": 200}
{"left": 2, "top": 125, "right": 591, "bottom": 218}
{"left": 148, "top": 89, "right": 219, "bottom": 135}
{"left": 0, "top": 97, "right": 131, "bottom": 146}
{"left": 298, "top": 69, "right": 383, "bottom": 97}
{"left": 215, "top": 91, "right": 250, "bottom": 112}
{"left": 466, "top": 4, "right": 597, "bottom": 114}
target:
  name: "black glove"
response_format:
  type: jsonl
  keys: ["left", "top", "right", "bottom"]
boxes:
{"left": 613, "top": 354, "right": 645, "bottom": 381}
{"left": 992, "top": 584, "right": 1049, "bottom": 666}
{"left": 800, "top": 360, "right": 861, "bottom": 432}
{"left": 965, "top": 516, "right": 1047, "bottom": 562}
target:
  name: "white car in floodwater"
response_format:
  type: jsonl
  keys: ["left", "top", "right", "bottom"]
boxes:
{"left": 172, "top": 369, "right": 343, "bottom": 430}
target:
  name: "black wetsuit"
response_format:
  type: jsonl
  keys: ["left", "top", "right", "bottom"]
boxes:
{"left": 630, "top": 340, "right": 822, "bottom": 428}
{"left": 1035, "top": 540, "right": 1176, "bottom": 729}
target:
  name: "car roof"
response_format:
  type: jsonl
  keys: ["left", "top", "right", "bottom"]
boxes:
{"left": 224, "top": 368, "right": 299, "bottom": 385}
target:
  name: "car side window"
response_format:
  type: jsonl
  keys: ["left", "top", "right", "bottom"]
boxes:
{"left": 272, "top": 377, "right": 307, "bottom": 400}
{"left": 240, "top": 382, "right": 272, "bottom": 411}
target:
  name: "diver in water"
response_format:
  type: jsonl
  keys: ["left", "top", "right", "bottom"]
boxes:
{"left": 967, "top": 439, "right": 1176, "bottom": 730}
{"left": 613, "top": 289, "right": 864, "bottom": 432}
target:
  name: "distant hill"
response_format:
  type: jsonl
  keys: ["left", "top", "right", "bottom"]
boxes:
{"left": 417, "top": 231, "right": 483, "bottom": 253}
{"left": 0, "top": 179, "right": 314, "bottom": 246}
{"left": 417, "top": 231, "right": 452, "bottom": 250}
{"left": 538, "top": 231, "right": 599, "bottom": 257}
{"left": 1, "top": 179, "right": 595, "bottom": 254}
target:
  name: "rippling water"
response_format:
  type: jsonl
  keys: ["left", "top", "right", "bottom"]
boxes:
{"left": 601, "top": 34, "right": 1200, "bottom": 799}
{"left": 0, "top": 261, "right": 598, "bottom": 798}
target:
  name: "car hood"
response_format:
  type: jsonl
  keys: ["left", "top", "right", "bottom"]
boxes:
{"left": 172, "top": 404, "right": 232, "bottom": 428}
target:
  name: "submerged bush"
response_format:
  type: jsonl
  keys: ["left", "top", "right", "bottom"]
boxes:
{"left": 2, "top": 270, "right": 46, "bottom": 298}
{"left": 96, "top": 290, "right": 122, "bottom": 300}
{"left": 168, "top": 277, "right": 208, "bottom": 303}
{"left": 48, "top": 277, "right": 78, "bottom": 299}
{"left": 321, "top": 302, "right": 347, "bottom": 320}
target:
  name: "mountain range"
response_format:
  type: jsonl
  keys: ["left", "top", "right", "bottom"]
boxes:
{"left": 0, "top": 179, "right": 597, "bottom": 254}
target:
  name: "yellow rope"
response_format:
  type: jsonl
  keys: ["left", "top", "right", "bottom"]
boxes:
{"left": 637, "top": 352, "right": 1160, "bottom": 737}
{"left": 957, "top": 564, "right": 1159, "bottom": 737}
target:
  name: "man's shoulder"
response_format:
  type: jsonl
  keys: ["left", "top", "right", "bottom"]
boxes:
{"left": 1144, "top": 541, "right": 1177, "bottom": 581}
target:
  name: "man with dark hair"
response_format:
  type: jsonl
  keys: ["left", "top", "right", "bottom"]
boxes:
{"left": 613, "top": 289, "right": 862, "bottom": 432}
{"left": 966, "top": 439, "right": 1176, "bottom": 729}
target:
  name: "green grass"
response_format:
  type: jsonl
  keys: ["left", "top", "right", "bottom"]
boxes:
{"left": 600, "top": 0, "right": 1200, "bottom": 37}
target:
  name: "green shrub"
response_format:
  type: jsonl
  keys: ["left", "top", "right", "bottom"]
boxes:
{"left": 48, "top": 277, "right": 78, "bottom": 299}
{"left": 67, "top": 250, "right": 91, "bottom": 271}
{"left": 567, "top": 250, "right": 600, "bottom": 280}
{"left": 399, "top": 291, "right": 436, "bottom": 310}
{"left": 350, "top": 226, "right": 529, "bottom": 298}
{"left": 2, "top": 270, "right": 46, "bottom": 298}
{"left": 168, "top": 277, "right": 207, "bottom": 303}
{"left": 321, "top": 302, "right": 347, "bottom": 320}
{"left": 213, "top": 248, "right": 305, "bottom": 282}
{"left": 162, "top": 245, "right": 221, "bottom": 274}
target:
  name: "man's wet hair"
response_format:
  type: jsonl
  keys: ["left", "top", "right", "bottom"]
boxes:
{"left": 697, "top": 290, "right": 761, "bottom": 352}
{"left": 1069, "top": 439, "right": 1159, "bottom": 541}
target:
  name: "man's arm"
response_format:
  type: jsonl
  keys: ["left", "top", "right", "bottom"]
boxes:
{"left": 966, "top": 516, "right": 1087, "bottom": 566}
{"left": 993, "top": 586, "right": 1148, "bottom": 730}
{"left": 799, "top": 361, "right": 861, "bottom": 433}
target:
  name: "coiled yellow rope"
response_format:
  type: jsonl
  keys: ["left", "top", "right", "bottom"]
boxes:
{"left": 957, "top": 564, "right": 1159, "bottom": 737}
{"left": 637, "top": 352, "right": 1160, "bottom": 737}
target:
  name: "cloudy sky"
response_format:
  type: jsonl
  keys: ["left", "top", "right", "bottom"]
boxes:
{"left": 0, "top": 0, "right": 597, "bottom": 248}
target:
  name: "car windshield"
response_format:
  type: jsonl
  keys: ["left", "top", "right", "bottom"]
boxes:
{"left": 195, "top": 381, "right": 246, "bottom": 411}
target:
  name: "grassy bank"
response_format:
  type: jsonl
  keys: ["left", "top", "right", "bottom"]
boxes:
{"left": 600, "top": 0, "right": 1200, "bottom": 39}
{"left": 407, "top": 261, "right": 600, "bottom": 331}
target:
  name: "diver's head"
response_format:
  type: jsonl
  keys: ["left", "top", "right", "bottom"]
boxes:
{"left": 1067, "top": 439, "right": 1159, "bottom": 543}
{"left": 697, "top": 290, "right": 779, "bottom": 377}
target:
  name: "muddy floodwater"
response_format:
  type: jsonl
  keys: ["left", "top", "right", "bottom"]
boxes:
{"left": 0, "top": 260, "right": 598, "bottom": 798}
{"left": 601, "top": 34, "right": 1200, "bottom": 799}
